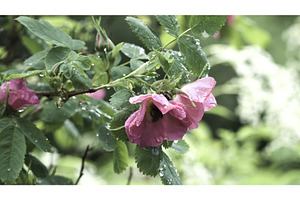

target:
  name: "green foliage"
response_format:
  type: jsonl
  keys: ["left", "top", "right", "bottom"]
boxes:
{"left": 125, "top": 17, "right": 162, "bottom": 50}
{"left": 0, "top": 118, "right": 26, "bottom": 184}
{"left": 159, "top": 152, "right": 182, "bottom": 185}
{"left": 109, "top": 89, "right": 133, "bottom": 110}
{"left": 45, "top": 46, "right": 71, "bottom": 72}
{"left": 97, "top": 125, "right": 117, "bottom": 152}
{"left": 170, "top": 139, "right": 189, "bottom": 154}
{"left": 4, "top": 70, "right": 43, "bottom": 82}
{"left": 154, "top": 50, "right": 172, "bottom": 76}
{"left": 155, "top": 15, "right": 180, "bottom": 38}
{"left": 135, "top": 146, "right": 163, "bottom": 177}
{"left": 38, "top": 175, "right": 73, "bottom": 185}
{"left": 113, "top": 141, "right": 129, "bottom": 174}
{"left": 16, "top": 16, "right": 85, "bottom": 50}
{"left": 25, "top": 154, "right": 48, "bottom": 178}
{"left": 178, "top": 35, "right": 209, "bottom": 77}
{"left": 120, "top": 43, "right": 147, "bottom": 59}
{"left": 189, "top": 15, "right": 227, "bottom": 36}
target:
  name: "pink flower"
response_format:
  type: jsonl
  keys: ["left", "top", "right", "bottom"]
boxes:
{"left": 86, "top": 89, "right": 106, "bottom": 100}
{"left": 125, "top": 94, "right": 189, "bottom": 147}
{"left": 174, "top": 77, "right": 217, "bottom": 130}
{"left": 0, "top": 78, "right": 40, "bottom": 110}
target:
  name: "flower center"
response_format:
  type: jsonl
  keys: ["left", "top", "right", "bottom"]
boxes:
{"left": 146, "top": 99, "right": 163, "bottom": 122}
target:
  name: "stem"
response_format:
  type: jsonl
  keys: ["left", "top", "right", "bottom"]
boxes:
{"left": 198, "top": 62, "right": 208, "bottom": 79}
{"left": 162, "top": 28, "right": 192, "bottom": 49}
{"left": 75, "top": 145, "right": 90, "bottom": 185}
{"left": 126, "top": 167, "right": 133, "bottom": 185}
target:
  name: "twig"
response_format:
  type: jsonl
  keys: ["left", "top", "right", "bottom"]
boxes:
{"left": 126, "top": 167, "right": 133, "bottom": 185}
{"left": 75, "top": 145, "right": 90, "bottom": 185}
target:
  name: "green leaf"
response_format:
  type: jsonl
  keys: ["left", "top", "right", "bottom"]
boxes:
{"left": 130, "top": 59, "right": 145, "bottom": 71}
{"left": 120, "top": 43, "right": 147, "bottom": 59}
{"left": 72, "top": 55, "right": 92, "bottom": 71}
{"left": 4, "top": 70, "right": 43, "bottom": 82}
{"left": 155, "top": 15, "right": 180, "bottom": 38}
{"left": 41, "top": 99, "right": 78, "bottom": 124}
{"left": 125, "top": 17, "right": 162, "bottom": 50}
{"left": 109, "top": 104, "right": 139, "bottom": 142}
{"left": 70, "top": 66, "right": 93, "bottom": 90}
{"left": 97, "top": 125, "right": 117, "bottom": 152}
{"left": 92, "top": 72, "right": 108, "bottom": 86}
{"left": 154, "top": 50, "right": 172, "bottom": 75}
{"left": 168, "top": 50, "right": 190, "bottom": 86}
{"left": 113, "top": 141, "right": 129, "bottom": 174}
{"left": 159, "top": 152, "right": 182, "bottom": 185}
{"left": 178, "top": 35, "right": 209, "bottom": 77}
{"left": 15, "top": 118, "right": 52, "bottom": 153}
{"left": 109, "top": 89, "right": 133, "bottom": 110}
{"left": 25, "top": 154, "right": 48, "bottom": 178}
{"left": 88, "top": 54, "right": 106, "bottom": 72}
{"left": 0, "top": 121, "right": 26, "bottom": 184}
{"left": 16, "top": 16, "right": 85, "bottom": 50}
{"left": 38, "top": 175, "right": 73, "bottom": 185}
{"left": 170, "top": 139, "right": 189, "bottom": 154}
{"left": 45, "top": 46, "right": 71, "bottom": 71}
{"left": 135, "top": 146, "right": 162, "bottom": 177}
{"left": 189, "top": 15, "right": 227, "bottom": 36}
{"left": 24, "top": 48, "right": 50, "bottom": 70}
{"left": 110, "top": 66, "right": 132, "bottom": 81}
{"left": 21, "top": 35, "right": 44, "bottom": 54}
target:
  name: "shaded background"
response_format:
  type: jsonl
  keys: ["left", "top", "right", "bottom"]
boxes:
{"left": 1, "top": 15, "right": 300, "bottom": 184}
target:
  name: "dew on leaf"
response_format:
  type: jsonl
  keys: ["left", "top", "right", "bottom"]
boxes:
{"left": 7, "top": 168, "right": 11, "bottom": 172}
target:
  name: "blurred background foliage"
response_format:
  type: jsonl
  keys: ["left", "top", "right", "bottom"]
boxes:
{"left": 1, "top": 15, "right": 300, "bottom": 185}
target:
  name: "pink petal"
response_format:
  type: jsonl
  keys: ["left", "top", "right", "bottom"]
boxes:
{"left": 162, "top": 113, "right": 188, "bottom": 141}
{"left": 203, "top": 93, "right": 217, "bottom": 111}
{"left": 86, "top": 89, "right": 106, "bottom": 100}
{"left": 180, "top": 77, "right": 216, "bottom": 103}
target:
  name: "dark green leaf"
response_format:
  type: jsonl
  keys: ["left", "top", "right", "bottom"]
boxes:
{"left": 135, "top": 146, "right": 162, "bottom": 177}
{"left": 72, "top": 55, "right": 92, "bottom": 71}
{"left": 70, "top": 66, "right": 93, "bottom": 90}
{"left": 110, "top": 66, "right": 131, "bottom": 81}
{"left": 170, "top": 139, "right": 189, "bottom": 154}
{"left": 25, "top": 154, "right": 48, "bottom": 178}
{"left": 155, "top": 50, "right": 172, "bottom": 75}
{"left": 109, "top": 104, "right": 139, "bottom": 142}
{"left": 16, "top": 16, "right": 85, "bottom": 50}
{"left": 109, "top": 89, "right": 133, "bottom": 110}
{"left": 88, "top": 54, "right": 106, "bottom": 72}
{"left": 24, "top": 48, "right": 50, "bottom": 70}
{"left": 125, "top": 17, "right": 161, "bottom": 50}
{"left": 92, "top": 72, "right": 108, "bottom": 86}
{"left": 159, "top": 152, "right": 182, "bottom": 185}
{"left": 178, "top": 35, "right": 209, "bottom": 77}
{"left": 4, "top": 70, "right": 43, "bottom": 82}
{"left": 38, "top": 175, "right": 73, "bottom": 185}
{"left": 45, "top": 46, "right": 71, "bottom": 71}
{"left": 15, "top": 118, "right": 52, "bottom": 152}
{"left": 41, "top": 99, "right": 78, "bottom": 124}
{"left": 168, "top": 50, "right": 190, "bottom": 86}
{"left": 0, "top": 122, "right": 26, "bottom": 184}
{"left": 121, "top": 43, "right": 147, "bottom": 59}
{"left": 97, "top": 125, "right": 117, "bottom": 152}
{"left": 113, "top": 141, "right": 129, "bottom": 174}
{"left": 189, "top": 15, "right": 227, "bottom": 36}
{"left": 60, "top": 63, "right": 73, "bottom": 79}
{"left": 155, "top": 15, "right": 180, "bottom": 38}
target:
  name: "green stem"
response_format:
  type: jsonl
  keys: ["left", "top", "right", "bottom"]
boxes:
{"left": 198, "top": 62, "right": 209, "bottom": 79}
{"left": 162, "top": 28, "right": 192, "bottom": 49}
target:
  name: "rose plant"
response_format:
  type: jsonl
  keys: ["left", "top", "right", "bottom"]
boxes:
{"left": 0, "top": 15, "right": 226, "bottom": 185}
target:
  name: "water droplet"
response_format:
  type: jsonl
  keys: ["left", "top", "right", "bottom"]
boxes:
{"left": 122, "top": 73, "right": 126, "bottom": 76}
{"left": 46, "top": 138, "right": 49, "bottom": 141}
{"left": 178, "top": 52, "right": 182, "bottom": 56}
{"left": 34, "top": 140, "right": 38, "bottom": 143}
{"left": 7, "top": 168, "right": 11, "bottom": 172}
{"left": 39, "top": 72, "right": 44, "bottom": 77}
{"left": 96, "top": 134, "right": 99, "bottom": 137}
{"left": 91, "top": 63, "right": 95, "bottom": 66}
{"left": 152, "top": 148, "right": 159, "bottom": 156}
{"left": 159, "top": 171, "right": 164, "bottom": 177}
{"left": 18, "top": 109, "right": 24, "bottom": 113}
{"left": 106, "top": 133, "right": 109, "bottom": 136}
{"left": 28, "top": 63, "right": 32, "bottom": 66}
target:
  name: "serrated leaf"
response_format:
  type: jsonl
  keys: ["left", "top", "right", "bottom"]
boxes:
{"left": 135, "top": 146, "right": 162, "bottom": 177}
{"left": 41, "top": 99, "right": 78, "bottom": 124}
{"left": 125, "top": 17, "right": 161, "bottom": 50}
{"left": 130, "top": 59, "right": 145, "bottom": 71}
{"left": 120, "top": 43, "right": 147, "bottom": 59}
{"left": 113, "top": 141, "right": 129, "bottom": 174}
{"left": 154, "top": 50, "right": 172, "bottom": 75}
{"left": 109, "top": 104, "right": 139, "bottom": 142}
{"left": 110, "top": 66, "right": 132, "bottom": 81}
{"left": 97, "top": 125, "right": 117, "bottom": 152}
{"left": 155, "top": 15, "right": 180, "bottom": 38}
{"left": 0, "top": 123, "right": 26, "bottom": 184}
{"left": 4, "top": 70, "right": 44, "bottom": 82}
{"left": 189, "top": 15, "right": 227, "bottom": 36}
{"left": 159, "top": 152, "right": 182, "bottom": 185}
{"left": 45, "top": 46, "right": 71, "bottom": 71}
{"left": 70, "top": 66, "right": 93, "bottom": 90}
{"left": 72, "top": 55, "right": 92, "bottom": 71}
{"left": 25, "top": 154, "right": 48, "bottom": 178}
{"left": 16, "top": 16, "right": 85, "bottom": 50}
{"left": 170, "top": 139, "right": 189, "bottom": 154}
{"left": 15, "top": 118, "right": 52, "bottom": 152}
{"left": 24, "top": 48, "right": 50, "bottom": 69}
{"left": 109, "top": 89, "right": 133, "bottom": 110}
{"left": 178, "top": 35, "right": 209, "bottom": 77}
